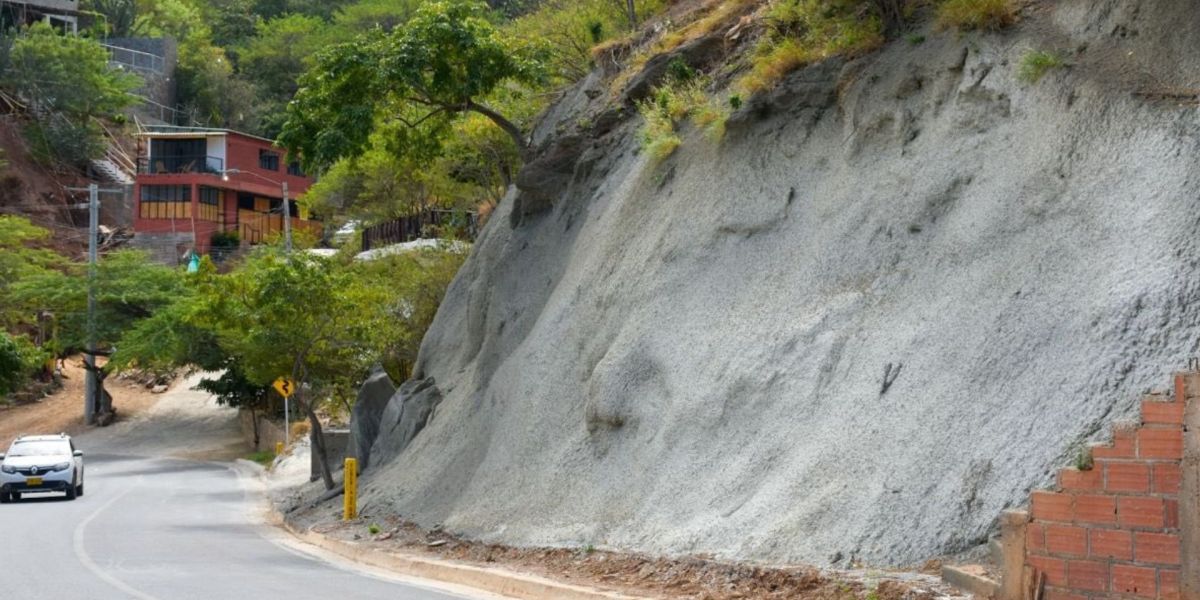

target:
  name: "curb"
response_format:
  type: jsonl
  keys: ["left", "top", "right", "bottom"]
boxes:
{"left": 279, "top": 520, "right": 652, "bottom": 600}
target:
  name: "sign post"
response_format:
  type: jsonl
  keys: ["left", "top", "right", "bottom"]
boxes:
{"left": 272, "top": 377, "right": 296, "bottom": 446}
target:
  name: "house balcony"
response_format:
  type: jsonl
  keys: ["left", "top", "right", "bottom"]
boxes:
{"left": 137, "top": 154, "right": 224, "bottom": 175}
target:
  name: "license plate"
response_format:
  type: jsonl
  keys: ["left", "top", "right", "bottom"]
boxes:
{"left": 26, "top": 477, "right": 42, "bottom": 486}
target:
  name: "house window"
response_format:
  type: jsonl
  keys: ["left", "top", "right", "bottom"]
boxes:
{"left": 287, "top": 161, "right": 305, "bottom": 177}
{"left": 259, "top": 150, "right": 280, "bottom": 171}
{"left": 139, "top": 185, "right": 191, "bottom": 219}
{"left": 198, "top": 187, "right": 223, "bottom": 222}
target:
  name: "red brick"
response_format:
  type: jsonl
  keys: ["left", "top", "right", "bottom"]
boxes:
{"left": 1032, "top": 491, "right": 1074, "bottom": 522}
{"left": 1045, "top": 524, "right": 1088, "bottom": 557}
{"left": 1026, "top": 522, "right": 1046, "bottom": 553}
{"left": 1176, "top": 373, "right": 1186, "bottom": 403}
{"left": 1119, "top": 496, "right": 1165, "bottom": 529}
{"left": 1059, "top": 467, "right": 1103, "bottom": 491}
{"left": 1075, "top": 494, "right": 1117, "bottom": 525}
{"left": 1030, "top": 555, "right": 1068, "bottom": 587}
{"left": 1142, "top": 399, "right": 1184, "bottom": 424}
{"left": 1112, "top": 563, "right": 1157, "bottom": 598}
{"left": 1089, "top": 528, "right": 1132, "bottom": 560}
{"left": 1068, "top": 559, "right": 1109, "bottom": 592}
{"left": 1135, "top": 531, "right": 1181, "bottom": 565}
{"left": 1105, "top": 461, "right": 1150, "bottom": 493}
{"left": 1138, "top": 428, "right": 1183, "bottom": 459}
{"left": 1161, "top": 568, "right": 1181, "bottom": 600}
{"left": 1092, "top": 429, "right": 1137, "bottom": 459}
{"left": 1165, "top": 499, "right": 1179, "bottom": 529}
{"left": 1042, "top": 589, "right": 1087, "bottom": 600}
{"left": 1154, "top": 463, "right": 1182, "bottom": 494}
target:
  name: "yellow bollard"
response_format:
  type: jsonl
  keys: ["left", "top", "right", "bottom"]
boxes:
{"left": 275, "top": 441, "right": 284, "bottom": 456}
{"left": 343, "top": 457, "right": 358, "bottom": 521}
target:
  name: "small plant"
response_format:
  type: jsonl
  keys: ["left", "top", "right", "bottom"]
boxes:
{"left": 584, "top": 544, "right": 596, "bottom": 554}
{"left": 905, "top": 33, "right": 926, "bottom": 45}
{"left": 588, "top": 20, "right": 604, "bottom": 44}
{"left": 729, "top": 94, "right": 742, "bottom": 110}
{"left": 736, "top": 0, "right": 885, "bottom": 95}
{"left": 245, "top": 450, "right": 276, "bottom": 467}
{"left": 368, "top": 523, "right": 381, "bottom": 535}
{"left": 666, "top": 56, "right": 697, "bottom": 83}
{"left": 1074, "top": 446, "right": 1094, "bottom": 471}
{"left": 1017, "top": 50, "right": 1065, "bottom": 84}
{"left": 935, "top": 0, "right": 1017, "bottom": 31}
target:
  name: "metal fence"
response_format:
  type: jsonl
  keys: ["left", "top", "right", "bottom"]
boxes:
{"left": 102, "top": 43, "right": 166, "bottom": 75}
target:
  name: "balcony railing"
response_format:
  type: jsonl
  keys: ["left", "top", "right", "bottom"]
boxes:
{"left": 138, "top": 155, "right": 224, "bottom": 175}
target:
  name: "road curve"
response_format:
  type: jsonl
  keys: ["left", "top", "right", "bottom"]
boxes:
{"left": 0, "top": 452, "right": 488, "bottom": 600}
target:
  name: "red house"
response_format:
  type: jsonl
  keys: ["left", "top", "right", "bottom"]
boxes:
{"left": 132, "top": 126, "right": 321, "bottom": 262}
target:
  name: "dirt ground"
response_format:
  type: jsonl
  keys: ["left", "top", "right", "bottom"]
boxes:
{"left": 296, "top": 516, "right": 964, "bottom": 600}
{"left": 0, "top": 355, "right": 164, "bottom": 450}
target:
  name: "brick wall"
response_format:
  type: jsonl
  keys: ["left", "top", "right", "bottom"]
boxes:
{"left": 1024, "top": 376, "right": 1186, "bottom": 599}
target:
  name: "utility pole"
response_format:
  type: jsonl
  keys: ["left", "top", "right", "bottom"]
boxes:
{"left": 66, "top": 184, "right": 124, "bottom": 425}
{"left": 282, "top": 180, "right": 292, "bottom": 254}
{"left": 85, "top": 183, "right": 99, "bottom": 425}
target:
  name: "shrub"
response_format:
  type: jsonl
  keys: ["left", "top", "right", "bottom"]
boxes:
{"left": 637, "top": 76, "right": 728, "bottom": 161}
{"left": 935, "top": 0, "right": 1016, "bottom": 31}
{"left": 0, "top": 333, "right": 44, "bottom": 396}
{"left": 1017, "top": 50, "right": 1065, "bottom": 84}
{"left": 737, "top": 0, "right": 884, "bottom": 95}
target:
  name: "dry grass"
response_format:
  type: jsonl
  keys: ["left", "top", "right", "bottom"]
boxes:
{"left": 737, "top": 1, "right": 884, "bottom": 95}
{"left": 935, "top": 0, "right": 1017, "bottom": 31}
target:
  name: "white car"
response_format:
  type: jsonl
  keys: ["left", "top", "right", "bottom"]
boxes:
{"left": 0, "top": 434, "right": 85, "bottom": 502}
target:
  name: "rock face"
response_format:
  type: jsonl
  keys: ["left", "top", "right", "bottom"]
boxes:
{"left": 360, "top": 0, "right": 1200, "bottom": 566}
{"left": 346, "top": 367, "right": 395, "bottom": 471}
{"left": 368, "top": 377, "right": 443, "bottom": 469}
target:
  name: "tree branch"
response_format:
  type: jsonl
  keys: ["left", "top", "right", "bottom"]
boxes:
{"left": 464, "top": 100, "right": 531, "bottom": 161}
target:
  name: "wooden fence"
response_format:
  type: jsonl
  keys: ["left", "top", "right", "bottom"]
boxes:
{"left": 361, "top": 210, "right": 478, "bottom": 252}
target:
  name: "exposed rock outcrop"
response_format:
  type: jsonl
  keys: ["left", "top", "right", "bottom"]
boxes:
{"left": 357, "top": 0, "right": 1200, "bottom": 567}
{"left": 346, "top": 367, "right": 396, "bottom": 471}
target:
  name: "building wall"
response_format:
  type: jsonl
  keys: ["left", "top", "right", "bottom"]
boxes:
{"left": 133, "top": 131, "right": 317, "bottom": 260}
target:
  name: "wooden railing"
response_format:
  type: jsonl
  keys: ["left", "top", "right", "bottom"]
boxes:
{"left": 361, "top": 210, "right": 478, "bottom": 252}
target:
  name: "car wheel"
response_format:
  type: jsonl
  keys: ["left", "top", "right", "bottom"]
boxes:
{"left": 0, "top": 493, "right": 9, "bottom": 504}
{"left": 76, "top": 483, "right": 84, "bottom": 497}
{"left": 11, "top": 492, "right": 20, "bottom": 502}
{"left": 65, "top": 481, "right": 77, "bottom": 500}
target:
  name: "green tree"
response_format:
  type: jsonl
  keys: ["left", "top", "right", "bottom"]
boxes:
{"left": 0, "top": 23, "right": 141, "bottom": 165}
{"left": 279, "top": 0, "right": 548, "bottom": 171}
{"left": 236, "top": 14, "right": 329, "bottom": 136}
{"left": 11, "top": 250, "right": 187, "bottom": 419}
{"left": 187, "top": 250, "right": 401, "bottom": 489}
{"left": 0, "top": 216, "right": 62, "bottom": 328}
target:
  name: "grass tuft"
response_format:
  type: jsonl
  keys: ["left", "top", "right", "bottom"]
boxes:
{"left": 736, "top": 0, "right": 884, "bottom": 95}
{"left": 1017, "top": 50, "right": 1065, "bottom": 84}
{"left": 637, "top": 76, "right": 730, "bottom": 161}
{"left": 935, "top": 0, "right": 1017, "bottom": 31}
{"left": 245, "top": 450, "right": 276, "bottom": 467}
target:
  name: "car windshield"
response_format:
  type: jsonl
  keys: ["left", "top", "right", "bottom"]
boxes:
{"left": 7, "top": 441, "right": 70, "bottom": 457}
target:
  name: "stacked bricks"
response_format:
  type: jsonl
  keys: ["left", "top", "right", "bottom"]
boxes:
{"left": 1024, "top": 376, "right": 1186, "bottom": 600}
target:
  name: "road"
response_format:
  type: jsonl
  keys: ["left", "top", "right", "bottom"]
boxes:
{"left": 0, "top": 375, "right": 498, "bottom": 600}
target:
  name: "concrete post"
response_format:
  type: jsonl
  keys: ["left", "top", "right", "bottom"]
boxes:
{"left": 999, "top": 509, "right": 1028, "bottom": 600}
{"left": 1179, "top": 372, "right": 1200, "bottom": 600}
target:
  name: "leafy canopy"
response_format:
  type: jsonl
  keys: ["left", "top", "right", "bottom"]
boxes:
{"left": 279, "top": 0, "right": 548, "bottom": 171}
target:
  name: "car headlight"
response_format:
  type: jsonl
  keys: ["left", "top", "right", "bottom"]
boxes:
{"left": 0, "top": 465, "right": 16, "bottom": 474}
{"left": 52, "top": 462, "right": 70, "bottom": 472}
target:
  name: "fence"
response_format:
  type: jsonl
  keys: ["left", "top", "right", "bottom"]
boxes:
{"left": 361, "top": 210, "right": 478, "bottom": 252}
{"left": 102, "top": 43, "right": 166, "bottom": 75}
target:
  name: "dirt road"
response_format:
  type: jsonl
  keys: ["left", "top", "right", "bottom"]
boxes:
{"left": 0, "top": 357, "right": 163, "bottom": 450}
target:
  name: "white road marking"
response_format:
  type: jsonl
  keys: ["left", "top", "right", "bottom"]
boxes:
{"left": 72, "top": 479, "right": 163, "bottom": 600}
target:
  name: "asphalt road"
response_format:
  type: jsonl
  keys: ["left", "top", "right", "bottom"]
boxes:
{"left": 0, "top": 452, "right": 489, "bottom": 600}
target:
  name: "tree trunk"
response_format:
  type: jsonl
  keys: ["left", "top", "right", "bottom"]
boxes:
{"left": 465, "top": 100, "right": 531, "bottom": 161}
{"left": 871, "top": 0, "right": 906, "bottom": 33}
{"left": 297, "top": 388, "right": 335, "bottom": 490}
{"left": 625, "top": 0, "right": 637, "bottom": 30}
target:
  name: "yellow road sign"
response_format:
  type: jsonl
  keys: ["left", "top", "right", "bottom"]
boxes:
{"left": 273, "top": 377, "right": 296, "bottom": 398}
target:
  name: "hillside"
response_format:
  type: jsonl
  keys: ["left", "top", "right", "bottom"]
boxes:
{"left": 350, "top": 0, "right": 1200, "bottom": 567}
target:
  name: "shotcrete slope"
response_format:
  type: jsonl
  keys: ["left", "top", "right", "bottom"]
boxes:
{"left": 362, "top": 0, "right": 1200, "bottom": 566}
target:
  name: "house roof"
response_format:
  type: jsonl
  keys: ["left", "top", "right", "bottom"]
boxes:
{"left": 137, "top": 124, "right": 278, "bottom": 145}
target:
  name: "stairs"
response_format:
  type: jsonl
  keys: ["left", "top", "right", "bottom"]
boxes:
{"left": 90, "top": 156, "right": 134, "bottom": 185}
